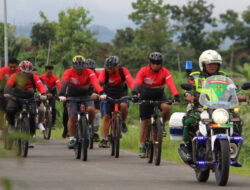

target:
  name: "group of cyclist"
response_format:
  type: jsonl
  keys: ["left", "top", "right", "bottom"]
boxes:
{"left": 0, "top": 49, "right": 246, "bottom": 162}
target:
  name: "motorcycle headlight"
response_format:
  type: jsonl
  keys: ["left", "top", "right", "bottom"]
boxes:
{"left": 212, "top": 109, "right": 229, "bottom": 124}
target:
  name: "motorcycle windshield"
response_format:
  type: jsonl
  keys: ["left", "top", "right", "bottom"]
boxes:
{"left": 199, "top": 75, "right": 239, "bottom": 109}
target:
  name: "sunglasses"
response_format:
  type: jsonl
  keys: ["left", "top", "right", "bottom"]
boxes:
{"left": 151, "top": 61, "right": 162, "bottom": 65}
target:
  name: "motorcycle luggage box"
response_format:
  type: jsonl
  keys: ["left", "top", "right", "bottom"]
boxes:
{"left": 169, "top": 112, "right": 186, "bottom": 141}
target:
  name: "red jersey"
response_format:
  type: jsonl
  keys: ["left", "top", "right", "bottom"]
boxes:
{"left": 95, "top": 70, "right": 100, "bottom": 79}
{"left": 61, "top": 68, "right": 103, "bottom": 93}
{"left": 6, "top": 73, "right": 46, "bottom": 94}
{"left": 134, "top": 65, "right": 179, "bottom": 97}
{"left": 0, "top": 66, "right": 20, "bottom": 82}
{"left": 40, "top": 74, "right": 61, "bottom": 91}
{"left": 99, "top": 67, "right": 134, "bottom": 90}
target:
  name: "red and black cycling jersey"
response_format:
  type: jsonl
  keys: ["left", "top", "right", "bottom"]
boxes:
{"left": 60, "top": 68, "right": 103, "bottom": 97}
{"left": 5, "top": 73, "right": 46, "bottom": 98}
{"left": 0, "top": 66, "right": 20, "bottom": 89}
{"left": 133, "top": 65, "right": 179, "bottom": 99}
{"left": 99, "top": 66, "right": 134, "bottom": 98}
{"left": 40, "top": 74, "right": 61, "bottom": 93}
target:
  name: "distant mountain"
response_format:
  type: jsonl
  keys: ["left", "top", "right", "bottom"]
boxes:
{"left": 90, "top": 25, "right": 115, "bottom": 43}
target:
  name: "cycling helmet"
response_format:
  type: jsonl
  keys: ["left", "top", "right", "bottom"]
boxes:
{"left": 149, "top": 52, "right": 163, "bottom": 64}
{"left": 72, "top": 55, "right": 86, "bottom": 69}
{"left": 19, "top": 60, "right": 33, "bottom": 73}
{"left": 199, "top": 50, "right": 222, "bottom": 71}
{"left": 104, "top": 56, "right": 119, "bottom": 68}
{"left": 85, "top": 58, "right": 96, "bottom": 69}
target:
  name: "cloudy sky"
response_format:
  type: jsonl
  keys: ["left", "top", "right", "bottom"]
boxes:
{"left": 1, "top": 0, "right": 249, "bottom": 30}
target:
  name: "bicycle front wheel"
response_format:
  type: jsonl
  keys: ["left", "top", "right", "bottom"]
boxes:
{"left": 17, "top": 117, "right": 30, "bottom": 157}
{"left": 81, "top": 116, "right": 89, "bottom": 161}
{"left": 114, "top": 117, "right": 121, "bottom": 158}
{"left": 146, "top": 125, "right": 154, "bottom": 163}
{"left": 74, "top": 123, "right": 81, "bottom": 159}
{"left": 154, "top": 119, "right": 163, "bottom": 166}
{"left": 43, "top": 110, "right": 52, "bottom": 140}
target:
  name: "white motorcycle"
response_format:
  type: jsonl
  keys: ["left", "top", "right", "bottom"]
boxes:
{"left": 169, "top": 75, "right": 249, "bottom": 186}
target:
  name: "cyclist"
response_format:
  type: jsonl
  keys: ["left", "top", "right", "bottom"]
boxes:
{"left": 180, "top": 49, "right": 244, "bottom": 167}
{"left": 4, "top": 61, "right": 47, "bottom": 137}
{"left": 59, "top": 55, "right": 106, "bottom": 149}
{"left": 132, "top": 52, "right": 180, "bottom": 158}
{"left": 0, "top": 58, "right": 19, "bottom": 131}
{"left": 98, "top": 56, "right": 134, "bottom": 148}
{"left": 40, "top": 65, "right": 61, "bottom": 129}
{"left": 85, "top": 58, "right": 101, "bottom": 142}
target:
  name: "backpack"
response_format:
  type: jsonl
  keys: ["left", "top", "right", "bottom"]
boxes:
{"left": 104, "top": 66, "right": 125, "bottom": 84}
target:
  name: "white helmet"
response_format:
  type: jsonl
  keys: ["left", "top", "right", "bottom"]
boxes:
{"left": 199, "top": 50, "right": 222, "bottom": 71}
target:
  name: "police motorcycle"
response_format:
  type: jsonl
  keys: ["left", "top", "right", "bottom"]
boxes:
{"left": 170, "top": 75, "right": 245, "bottom": 186}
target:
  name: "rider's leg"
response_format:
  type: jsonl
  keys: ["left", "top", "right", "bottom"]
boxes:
{"left": 0, "top": 110, "right": 5, "bottom": 131}
{"left": 68, "top": 114, "right": 77, "bottom": 138}
{"left": 139, "top": 119, "right": 150, "bottom": 158}
{"left": 49, "top": 98, "right": 56, "bottom": 128}
{"left": 62, "top": 103, "right": 68, "bottom": 138}
{"left": 66, "top": 102, "right": 78, "bottom": 148}
{"left": 120, "top": 102, "right": 128, "bottom": 133}
{"left": 99, "top": 114, "right": 110, "bottom": 148}
{"left": 0, "top": 96, "right": 7, "bottom": 131}
{"left": 37, "top": 102, "right": 45, "bottom": 131}
{"left": 6, "top": 99, "right": 19, "bottom": 127}
{"left": 86, "top": 106, "right": 95, "bottom": 125}
{"left": 160, "top": 102, "right": 171, "bottom": 137}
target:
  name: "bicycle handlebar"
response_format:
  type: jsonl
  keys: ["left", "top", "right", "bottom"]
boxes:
{"left": 66, "top": 97, "right": 93, "bottom": 102}
{"left": 105, "top": 96, "right": 132, "bottom": 103}
{"left": 136, "top": 99, "right": 174, "bottom": 105}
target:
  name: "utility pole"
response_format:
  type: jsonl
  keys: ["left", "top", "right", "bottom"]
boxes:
{"left": 4, "top": 0, "right": 8, "bottom": 67}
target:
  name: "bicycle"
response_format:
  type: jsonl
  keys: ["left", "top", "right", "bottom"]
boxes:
{"left": 105, "top": 96, "right": 131, "bottom": 158}
{"left": 66, "top": 97, "right": 92, "bottom": 161}
{"left": 5, "top": 96, "right": 37, "bottom": 157}
{"left": 137, "top": 99, "right": 173, "bottom": 166}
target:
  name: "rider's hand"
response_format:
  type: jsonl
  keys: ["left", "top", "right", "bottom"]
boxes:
{"left": 40, "top": 94, "right": 47, "bottom": 101}
{"left": 186, "top": 95, "right": 195, "bottom": 103}
{"left": 99, "top": 94, "right": 107, "bottom": 101}
{"left": 59, "top": 96, "right": 67, "bottom": 102}
{"left": 174, "top": 95, "right": 180, "bottom": 105}
{"left": 132, "top": 95, "right": 139, "bottom": 103}
{"left": 4, "top": 94, "right": 11, "bottom": 99}
{"left": 91, "top": 93, "right": 99, "bottom": 99}
{"left": 47, "top": 93, "right": 53, "bottom": 97}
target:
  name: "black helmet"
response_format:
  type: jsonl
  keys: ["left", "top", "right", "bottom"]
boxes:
{"left": 85, "top": 58, "right": 96, "bottom": 69}
{"left": 104, "top": 56, "right": 119, "bottom": 68}
{"left": 72, "top": 55, "right": 86, "bottom": 69}
{"left": 149, "top": 52, "right": 163, "bottom": 64}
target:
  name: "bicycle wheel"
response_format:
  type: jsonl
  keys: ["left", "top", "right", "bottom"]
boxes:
{"left": 89, "top": 124, "right": 94, "bottom": 149}
{"left": 114, "top": 117, "right": 121, "bottom": 158}
{"left": 43, "top": 110, "right": 52, "bottom": 140}
{"left": 17, "top": 117, "right": 30, "bottom": 157}
{"left": 154, "top": 119, "right": 163, "bottom": 166}
{"left": 74, "top": 123, "right": 81, "bottom": 159}
{"left": 110, "top": 119, "right": 115, "bottom": 156}
{"left": 81, "top": 116, "right": 89, "bottom": 161}
{"left": 147, "top": 125, "right": 154, "bottom": 163}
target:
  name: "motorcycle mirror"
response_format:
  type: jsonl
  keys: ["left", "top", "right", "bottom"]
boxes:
{"left": 181, "top": 83, "right": 193, "bottom": 91}
{"left": 242, "top": 82, "right": 250, "bottom": 90}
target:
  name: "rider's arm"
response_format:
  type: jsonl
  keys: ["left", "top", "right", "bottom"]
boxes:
{"left": 88, "top": 70, "right": 104, "bottom": 94}
{"left": 33, "top": 74, "right": 46, "bottom": 94}
{"left": 54, "top": 75, "right": 62, "bottom": 91}
{"left": 132, "top": 68, "right": 144, "bottom": 94}
{"left": 4, "top": 74, "right": 16, "bottom": 94}
{"left": 164, "top": 69, "right": 179, "bottom": 97}
{"left": 59, "top": 70, "right": 69, "bottom": 96}
{"left": 122, "top": 67, "right": 134, "bottom": 90}
{"left": 98, "top": 69, "right": 106, "bottom": 86}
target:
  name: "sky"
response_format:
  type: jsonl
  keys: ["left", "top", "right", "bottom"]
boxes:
{"left": 1, "top": 0, "right": 249, "bottom": 30}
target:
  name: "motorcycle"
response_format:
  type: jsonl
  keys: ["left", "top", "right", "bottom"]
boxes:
{"left": 169, "top": 75, "right": 249, "bottom": 186}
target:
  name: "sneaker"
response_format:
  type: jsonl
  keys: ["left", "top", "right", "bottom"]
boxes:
{"left": 138, "top": 147, "right": 146, "bottom": 158}
{"left": 122, "top": 122, "right": 128, "bottom": 133}
{"left": 67, "top": 139, "right": 76, "bottom": 149}
{"left": 99, "top": 139, "right": 109, "bottom": 148}
{"left": 93, "top": 133, "right": 100, "bottom": 142}
{"left": 38, "top": 123, "right": 45, "bottom": 131}
{"left": 230, "top": 160, "right": 242, "bottom": 167}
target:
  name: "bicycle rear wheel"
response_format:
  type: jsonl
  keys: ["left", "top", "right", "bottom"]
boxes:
{"left": 154, "top": 119, "right": 163, "bottom": 166}
{"left": 17, "top": 117, "right": 30, "bottom": 157}
{"left": 114, "top": 117, "right": 121, "bottom": 158}
{"left": 147, "top": 125, "right": 154, "bottom": 163}
{"left": 81, "top": 116, "right": 89, "bottom": 161}
{"left": 43, "top": 110, "right": 52, "bottom": 140}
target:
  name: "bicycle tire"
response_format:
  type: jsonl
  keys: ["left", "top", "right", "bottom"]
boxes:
{"left": 74, "top": 123, "right": 81, "bottom": 159}
{"left": 18, "top": 117, "right": 30, "bottom": 157}
{"left": 43, "top": 110, "right": 52, "bottom": 140}
{"left": 114, "top": 117, "right": 121, "bottom": 158}
{"left": 110, "top": 119, "right": 115, "bottom": 156}
{"left": 154, "top": 119, "right": 163, "bottom": 166}
{"left": 81, "top": 116, "right": 89, "bottom": 161}
{"left": 89, "top": 124, "right": 94, "bottom": 149}
{"left": 147, "top": 124, "right": 154, "bottom": 163}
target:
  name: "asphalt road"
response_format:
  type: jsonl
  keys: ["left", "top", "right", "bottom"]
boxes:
{"left": 0, "top": 138, "right": 250, "bottom": 190}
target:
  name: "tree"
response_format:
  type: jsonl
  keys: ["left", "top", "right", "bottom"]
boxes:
{"left": 112, "top": 27, "right": 135, "bottom": 49}
{"left": 168, "top": 0, "right": 217, "bottom": 56}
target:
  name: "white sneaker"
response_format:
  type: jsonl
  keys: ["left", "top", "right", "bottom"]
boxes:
{"left": 38, "top": 123, "right": 45, "bottom": 131}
